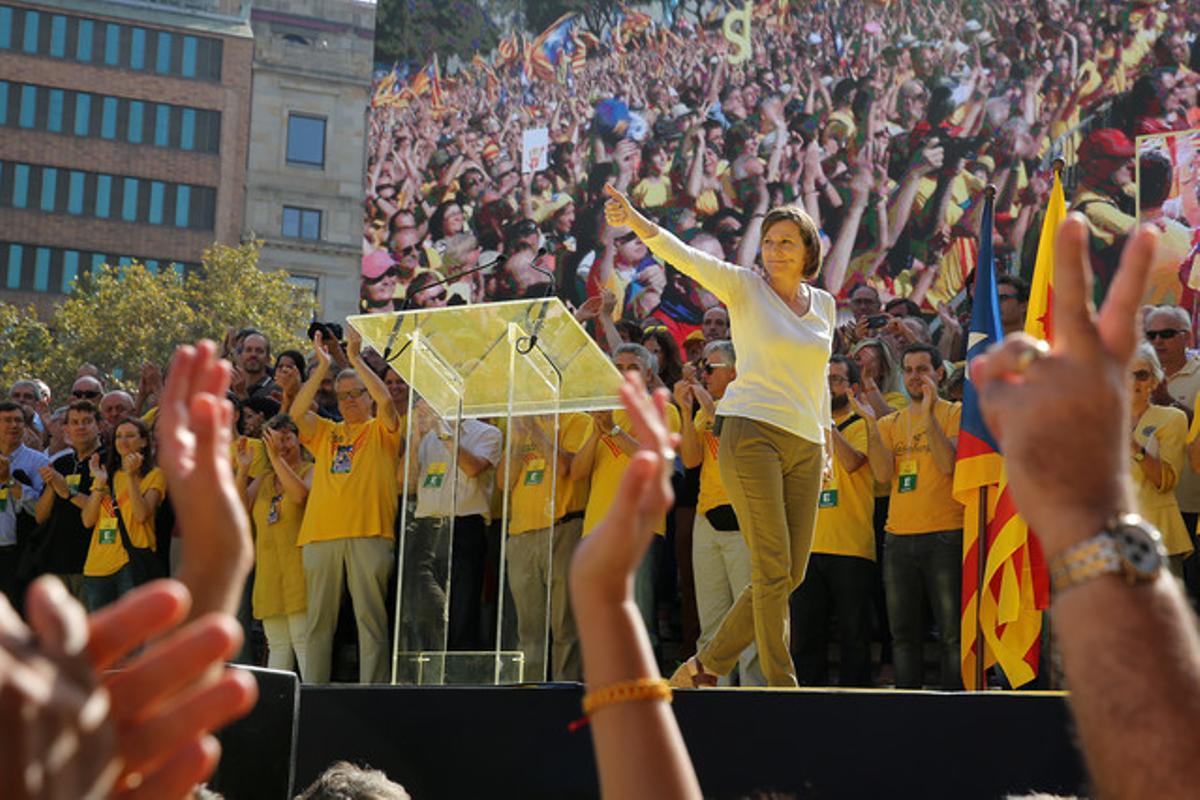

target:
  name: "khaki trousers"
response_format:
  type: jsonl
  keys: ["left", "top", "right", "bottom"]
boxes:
{"left": 697, "top": 416, "right": 823, "bottom": 687}
{"left": 302, "top": 536, "right": 394, "bottom": 684}
{"left": 505, "top": 516, "right": 583, "bottom": 682}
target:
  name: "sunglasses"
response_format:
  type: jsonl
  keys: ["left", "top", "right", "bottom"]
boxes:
{"left": 701, "top": 362, "right": 730, "bottom": 374}
{"left": 336, "top": 388, "right": 369, "bottom": 402}
{"left": 73, "top": 390, "right": 102, "bottom": 399}
{"left": 395, "top": 244, "right": 422, "bottom": 257}
{"left": 364, "top": 267, "right": 399, "bottom": 285}
{"left": 1144, "top": 329, "right": 1186, "bottom": 341}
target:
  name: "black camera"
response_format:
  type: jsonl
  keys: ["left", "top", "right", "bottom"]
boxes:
{"left": 307, "top": 321, "right": 344, "bottom": 344}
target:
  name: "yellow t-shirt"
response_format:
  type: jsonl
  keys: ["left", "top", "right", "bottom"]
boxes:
{"left": 694, "top": 407, "right": 729, "bottom": 516}
{"left": 813, "top": 410, "right": 876, "bottom": 560}
{"left": 632, "top": 175, "right": 673, "bottom": 209}
{"left": 298, "top": 415, "right": 403, "bottom": 545}
{"left": 84, "top": 467, "right": 168, "bottom": 577}
{"left": 251, "top": 465, "right": 312, "bottom": 619}
{"left": 507, "top": 414, "right": 595, "bottom": 535}
{"left": 583, "top": 405, "right": 681, "bottom": 537}
{"left": 1134, "top": 405, "right": 1192, "bottom": 556}
{"left": 231, "top": 436, "right": 270, "bottom": 481}
{"left": 877, "top": 399, "right": 964, "bottom": 534}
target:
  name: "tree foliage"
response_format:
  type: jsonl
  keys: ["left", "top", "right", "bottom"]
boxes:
{"left": 374, "top": 0, "right": 501, "bottom": 66}
{"left": 0, "top": 241, "right": 314, "bottom": 401}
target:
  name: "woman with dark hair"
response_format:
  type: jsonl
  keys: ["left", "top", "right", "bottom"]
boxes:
{"left": 80, "top": 417, "right": 165, "bottom": 610}
{"left": 605, "top": 186, "right": 835, "bottom": 688}
{"left": 273, "top": 349, "right": 308, "bottom": 408}
{"left": 428, "top": 200, "right": 467, "bottom": 248}
{"left": 641, "top": 327, "right": 684, "bottom": 391}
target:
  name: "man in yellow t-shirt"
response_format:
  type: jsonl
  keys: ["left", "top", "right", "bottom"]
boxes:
{"left": 859, "top": 343, "right": 963, "bottom": 690}
{"left": 499, "top": 412, "right": 593, "bottom": 681}
{"left": 791, "top": 355, "right": 876, "bottom": 687}
{"left": 575, "top": 344, "right": 680, "bottom": 636}
{"left": 676, "top": 340, "right": 762, "bottom": 686}
{"left": 291, "top": 328, "right": 402, "bottom": 684}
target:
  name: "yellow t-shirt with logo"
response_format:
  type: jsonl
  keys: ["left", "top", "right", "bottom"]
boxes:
{"left": 583, "top": 405, "right": 681, "bottom": 537}
{"left": 508, "top": 414, "right": 595, "bottom": 535}
{"left": 877, "top": 399, "right": 964, "bottom": 534}
{"left": 694, "top": 407, "right": 729, "bottom": 516}
{"left": 84, "top": 467, "right": 168, "bottom": 577}
{"left": 298, "top": 415, "right": 403, "bottom": 545}
{"left": 813, "top": 410, "right": 876, "bottom": 560}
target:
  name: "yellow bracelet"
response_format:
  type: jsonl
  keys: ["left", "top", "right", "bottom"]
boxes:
{"left": 581, "top": 678, "right": 672, "bottom": 717}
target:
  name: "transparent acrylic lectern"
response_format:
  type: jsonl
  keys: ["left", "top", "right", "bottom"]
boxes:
{"left": 349, "top": 298, "right": 622, "bottom": 685}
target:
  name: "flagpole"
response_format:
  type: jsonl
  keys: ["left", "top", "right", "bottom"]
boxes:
{"left": 974, "top": 183, "right": 998, "bottom": 692}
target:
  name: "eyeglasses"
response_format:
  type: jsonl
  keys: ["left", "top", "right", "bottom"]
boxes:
{"left": 828, "top": 375, "right": 849, "bottom": 385}
{"left": 336, "top": 388, "right": 369, "bottom": 402}
{"left": 1131, "top": 369, "right": 1153, "bottom": 382}
{"left": 1144, "top": 329, "right": 1187, "bottom": 341}
{"left": 396, "top": 244, "right": 422, "bottom": 257}
{"left": 72, "top": 390, "right": 101, "bottom": 399}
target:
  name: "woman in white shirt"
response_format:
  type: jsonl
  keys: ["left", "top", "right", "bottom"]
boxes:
{"left": 604, "top": 185, "right": 835, "bottom": 687}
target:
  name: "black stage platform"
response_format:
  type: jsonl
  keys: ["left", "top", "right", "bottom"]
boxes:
{"left": 212, "top": 669, "right": 1088, "bottom": 800}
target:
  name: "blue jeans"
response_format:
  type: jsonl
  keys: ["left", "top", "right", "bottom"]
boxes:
{"left": 883, "top": 530, "right": 963, "bottom": 690}
{"left": 84, "top": 564, "right": 136, "bottom": 612}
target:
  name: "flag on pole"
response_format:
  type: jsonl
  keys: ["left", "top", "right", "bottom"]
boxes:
{"left": 1026, "top": 166, "right": 1067, "bottom": 342}
{"left": 954, "top": 189, "right": 1006, "bottom": 690}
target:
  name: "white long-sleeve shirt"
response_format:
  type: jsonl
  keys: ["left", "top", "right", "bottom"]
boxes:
{"left": 644, "top": 228, "right": 834, "bottom": 444}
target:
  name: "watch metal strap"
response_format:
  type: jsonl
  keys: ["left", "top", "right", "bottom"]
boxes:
{"left": 1049, "top": 535, "right": 1122, "bottom": 593}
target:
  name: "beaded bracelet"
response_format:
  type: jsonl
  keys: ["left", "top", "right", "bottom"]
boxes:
{"left": 583, "top": 678, "right": 672, "bottom": 717}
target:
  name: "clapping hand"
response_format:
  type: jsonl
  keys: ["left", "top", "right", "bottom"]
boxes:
{"left": 89, "top": 453, "right": 108, "bottom": 489}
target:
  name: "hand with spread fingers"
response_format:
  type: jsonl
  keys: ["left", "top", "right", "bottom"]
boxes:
{"left": 970, "top": 214, "right": 1157, "bottom": 558}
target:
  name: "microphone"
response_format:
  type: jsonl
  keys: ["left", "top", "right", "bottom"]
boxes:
{"left": 515, "top": 248, "right": 557, "bottom": 355}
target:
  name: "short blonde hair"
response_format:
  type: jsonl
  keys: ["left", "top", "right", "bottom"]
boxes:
{"left": 761, "top": 206, "right": 822, "bottom": 279}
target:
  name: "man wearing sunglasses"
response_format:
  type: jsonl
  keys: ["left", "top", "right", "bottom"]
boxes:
{"left": 1144, "top": 305, "right": 1200, "bottom": 594}
{"left": 69, "top": 376, "right": 104, "bottom": 404}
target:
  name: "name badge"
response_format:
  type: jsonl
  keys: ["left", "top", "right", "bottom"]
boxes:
{"left": 331, "top": 445, "right": 355, "bottom": 474}
{"left": 819, "top": 489, "right": 839, "bottom": 508}
{"left": 267, "top": 494, "right": 282, "bottom": 525}
{"left": 898, "top": 459, "right": 918, "bottom": 494}
{"left": 67, "top": 474, "right": 82, "bottom": 494}
{"left": 98, "top": 516, "right": 118, "bottom": 545}
{"left": 424, "top": 462, "right": 448, "bottom": 489}
{"left": 524, "top": 458, "right": 546, "bottom": 486}
{"left": 0, "top": 486, "right": 7, "bottom": 512}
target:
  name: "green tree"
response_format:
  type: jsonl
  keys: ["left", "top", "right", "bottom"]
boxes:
{"left": 2, "top": 241, "right": 314, "bottom": 402}
{"left": 374, "top": 0, "right": 501, "bottom": 66}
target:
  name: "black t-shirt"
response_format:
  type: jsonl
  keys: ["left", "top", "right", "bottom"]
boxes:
{"left": 42, "top": 448, "right": 103, "bottom": 575}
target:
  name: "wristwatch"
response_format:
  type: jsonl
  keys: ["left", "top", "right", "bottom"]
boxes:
{"left": 609, "top": 424, "right": 622, "bottom": 438}
{"left": 1049, "top": 513, "right": 1166, "bottom": 594}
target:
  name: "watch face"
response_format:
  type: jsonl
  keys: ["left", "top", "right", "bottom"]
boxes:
{"left": 1113, "top": 519, "right": 1165, "bottom": 578}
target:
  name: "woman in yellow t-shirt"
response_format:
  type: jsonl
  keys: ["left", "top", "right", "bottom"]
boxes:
{"left": 237, "top": 414, "right": 313, "bottom": 676}
{"left": 80, "top": 417, "right": 166, "bottom": 611}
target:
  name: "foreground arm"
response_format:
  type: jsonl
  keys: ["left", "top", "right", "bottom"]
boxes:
{"left": 570, "top": 375, "right": 702, "bottom": 800}
{"left": 975, "top": 217, "right": 1200, "bottom": 798}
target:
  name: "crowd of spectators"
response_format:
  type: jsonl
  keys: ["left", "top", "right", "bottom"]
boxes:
{"left": 3, "top": 0, "right": 1200, "bottom": 689}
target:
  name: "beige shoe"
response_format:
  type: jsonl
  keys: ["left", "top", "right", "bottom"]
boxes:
{"left": 667, "top": 655, "right": 719, "bottom": 688}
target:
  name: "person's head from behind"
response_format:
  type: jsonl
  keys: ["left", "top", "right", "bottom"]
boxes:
{"left": 1138, "top": 150, "right": 1173, "bottom": 213}
{"left": 296, "top": 760, "right": 410, "bottom": 800}
{"left": 701, "top": 340, "right": 736, "bottom": 399}
{"left": 828, "top": 354, "right": 861, "bottom": 412}
{"left": 702, "top": 306, "right": 730, "bottom": 341}
{"left": 109, "top": 417, "right": 154, "bottom": 476}
{"left": 613, "top": 343, "right": 656, "bottom": 388}
{"left": 759, "top": 206, "right": 821, "bottom": 286}
{"left": 66, "top": 401, "right": 101, "bottom": 452}
{"left": 901, "top": 344, "right": 944, "bottom": 401}
{"left": 334, "top": 370, "right": 373, "bottom": 424}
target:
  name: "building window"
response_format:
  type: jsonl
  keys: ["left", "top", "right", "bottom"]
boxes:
{"left": 0, "top": 81, "right": 6, "bottom": 125}
{"left": 103, "top": 23, "right": 118, "bottom": 66}
{"left": 95, "top": 174, "right": 111, "bottom": 218}
{"left": 40, "top": 167, "right": 56, "bottom": 211}
{"left": 130, "top": 27, "right": 145, "bottom": 70}
{"left": 181, "top": 35, "right": 197, "bottom": 77}
{"left": 75, "top": 18, "right": 92, "bottom": 61}
{"left": 18, "top": 84, "right": 34, "bottom": 128}
{"left": 154, "top": 103, "right": 170, "bottom": 147}
{"left": 6, "top": 243, "right": 21, "bottom": 289}
{"left": 47, "top": 88, "right": 63, "bottom": 132}
{"left": 61, "top": 249, "right": 78, "bottom": 291}
{"left": 21, "top": 9, "right": 37, "bottom": 54}
{"left": 68, "top": 170, "right": 84, "bottom": 214}
{"left": 33, "top": 246, "right": 49, "bottom": 291}
{"left": 74, "top": 93, "right": 90, "bottom": 136}
{"left": 180, "top": 108, "right": 195, "bottom": 150}
{"left": 155, "top": 31, "right": 171, "bottom": 74}
{"left": 127, "top": 100, "right": 144, "bottom": 144}
{"left": 174, "top": 185, "right": 190, "bottom": 227}
{"left": 121, "top": 177, "right": 138, "bottom": 221}
{"left": 48, "top": 14, "right": 65, "bottom": 57}
{"left": 149, "top": 180, "right": 165, "bottom": 224}
{"left": 282, "top": 206, "right": 322, "bottom": 240}
{"left": 286, "top": 114, "right": 325, "bottom": 168}
{"left": 0, "top": 7, "right": 12, "bottom": 49}
{"left": 100, "top": 96, "right": 117, "bottom": 139}
{"left": 12, "top": 163, "right": 29, "bottom": 208}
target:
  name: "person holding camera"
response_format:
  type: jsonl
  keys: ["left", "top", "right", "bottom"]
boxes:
{"left": 604, "top": 185, "right": 835, "bottom": 688}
